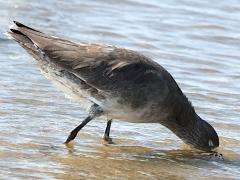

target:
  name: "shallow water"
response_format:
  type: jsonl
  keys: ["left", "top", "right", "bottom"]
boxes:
{"left": 0, "top": 0, "right": 240, "bottom": 179}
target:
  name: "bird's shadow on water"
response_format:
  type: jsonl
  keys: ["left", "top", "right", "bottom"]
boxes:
{"left": 64, "top": 143, "right": 221, "bottom": 163}
{"left": 38, "top": 139, "right": 239, "bottom": 170}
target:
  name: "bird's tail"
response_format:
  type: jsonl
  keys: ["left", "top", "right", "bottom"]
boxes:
{"left": 6, "top": 23, "right": 34, "bottom": 49}
{"left": 5, "top": 21, "right": 42, "bottom": 57}
{"left": 5, "top": 21, "right": 53, "bottom": 61}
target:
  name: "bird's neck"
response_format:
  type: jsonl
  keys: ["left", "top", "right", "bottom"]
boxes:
{"left": 164, "top": 100, "right": 201, "bottom": 147}
{"left": 176, "top": 103, "right": 198, "bottom": 128}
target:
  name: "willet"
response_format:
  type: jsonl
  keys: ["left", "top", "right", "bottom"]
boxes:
{"left": 6, "top": 21, "right": 219, "bottom": 151}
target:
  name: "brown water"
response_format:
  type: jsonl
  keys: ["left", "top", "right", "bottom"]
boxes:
{"left": 0, "top": 0, "right": 240, "bottom": 179}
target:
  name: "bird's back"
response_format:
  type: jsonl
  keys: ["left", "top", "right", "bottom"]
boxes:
{"left": 6, "top": 21, "right": 190, "bottom": 123}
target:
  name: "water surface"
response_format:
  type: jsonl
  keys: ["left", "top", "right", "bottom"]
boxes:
{"left": 0, "top": 0, "right": 240, "bottom": 179}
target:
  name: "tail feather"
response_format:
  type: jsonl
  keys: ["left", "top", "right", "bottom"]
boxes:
{"left": 8, "top": 20, "right": 74, "bottom": 50}
{"left": 5, "top": 21, "right": 80, "bottom": 64}
{"left": 6, "top": 29, "right": 35, "bottom": 50}
{"left": 6, "top": 21, "right": 54, "bottom": 51}
{"left": 13, "top": 21, "right": 43, "bottom": 33}
{"left": 5, "top": 22, "right": 44, "bottom": 61}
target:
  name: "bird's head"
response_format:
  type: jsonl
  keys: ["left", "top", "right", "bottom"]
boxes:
{"left": 165, "top": 114, "right": 219, "bottom": 151}
{"left": 176, "top": 116, "right": 219, "bottom": 151}
{"left": 189, "top": 117, "right": 219, "bottom": 151}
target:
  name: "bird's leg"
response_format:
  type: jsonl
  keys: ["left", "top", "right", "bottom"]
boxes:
{"left": 103, "top": 119, "right": 113, "bottom": 143}
{"left": 65, "top": 116, "right": 92, "bottom": 144}
{"left": 65, "top": 104, "right": 103, "bottom": 144}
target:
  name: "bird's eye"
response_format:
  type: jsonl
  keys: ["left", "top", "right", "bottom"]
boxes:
{"left": 208, "top": 139, "right": 214, "bottom": 147}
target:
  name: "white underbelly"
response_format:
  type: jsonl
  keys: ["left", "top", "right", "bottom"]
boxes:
{"left": 102, "top": 99, "right": 161, "bottom": 123}
{"left": 39, "top": 64, "right": 94, "bottom": 111}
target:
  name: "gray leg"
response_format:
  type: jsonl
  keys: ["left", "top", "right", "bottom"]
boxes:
{"left": 103, "top": 119, "right": 112, "bottom": 143}
{"left": 65, "top": 104, "right": 103, "bottom": 144}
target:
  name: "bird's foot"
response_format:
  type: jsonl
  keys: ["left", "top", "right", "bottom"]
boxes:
{"left": 103, "top": 135, "right": 113, "bottom": 144}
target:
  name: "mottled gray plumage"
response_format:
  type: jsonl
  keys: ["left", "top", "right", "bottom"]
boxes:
{"left": 6, "top": 21, "right": 219, "bottom": 151}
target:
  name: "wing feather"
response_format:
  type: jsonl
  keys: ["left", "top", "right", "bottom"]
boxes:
{"left": 8, "top": 21, "right": 171, "bottom": 108}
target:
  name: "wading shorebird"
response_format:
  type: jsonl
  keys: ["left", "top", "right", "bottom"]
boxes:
{"left": 6, "top": 21, "right": 219, "bottom": 151}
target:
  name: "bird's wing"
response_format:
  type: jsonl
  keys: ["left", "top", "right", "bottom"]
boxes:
{"left": 7, "top": 21, "right": 171, "bottom": 103}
